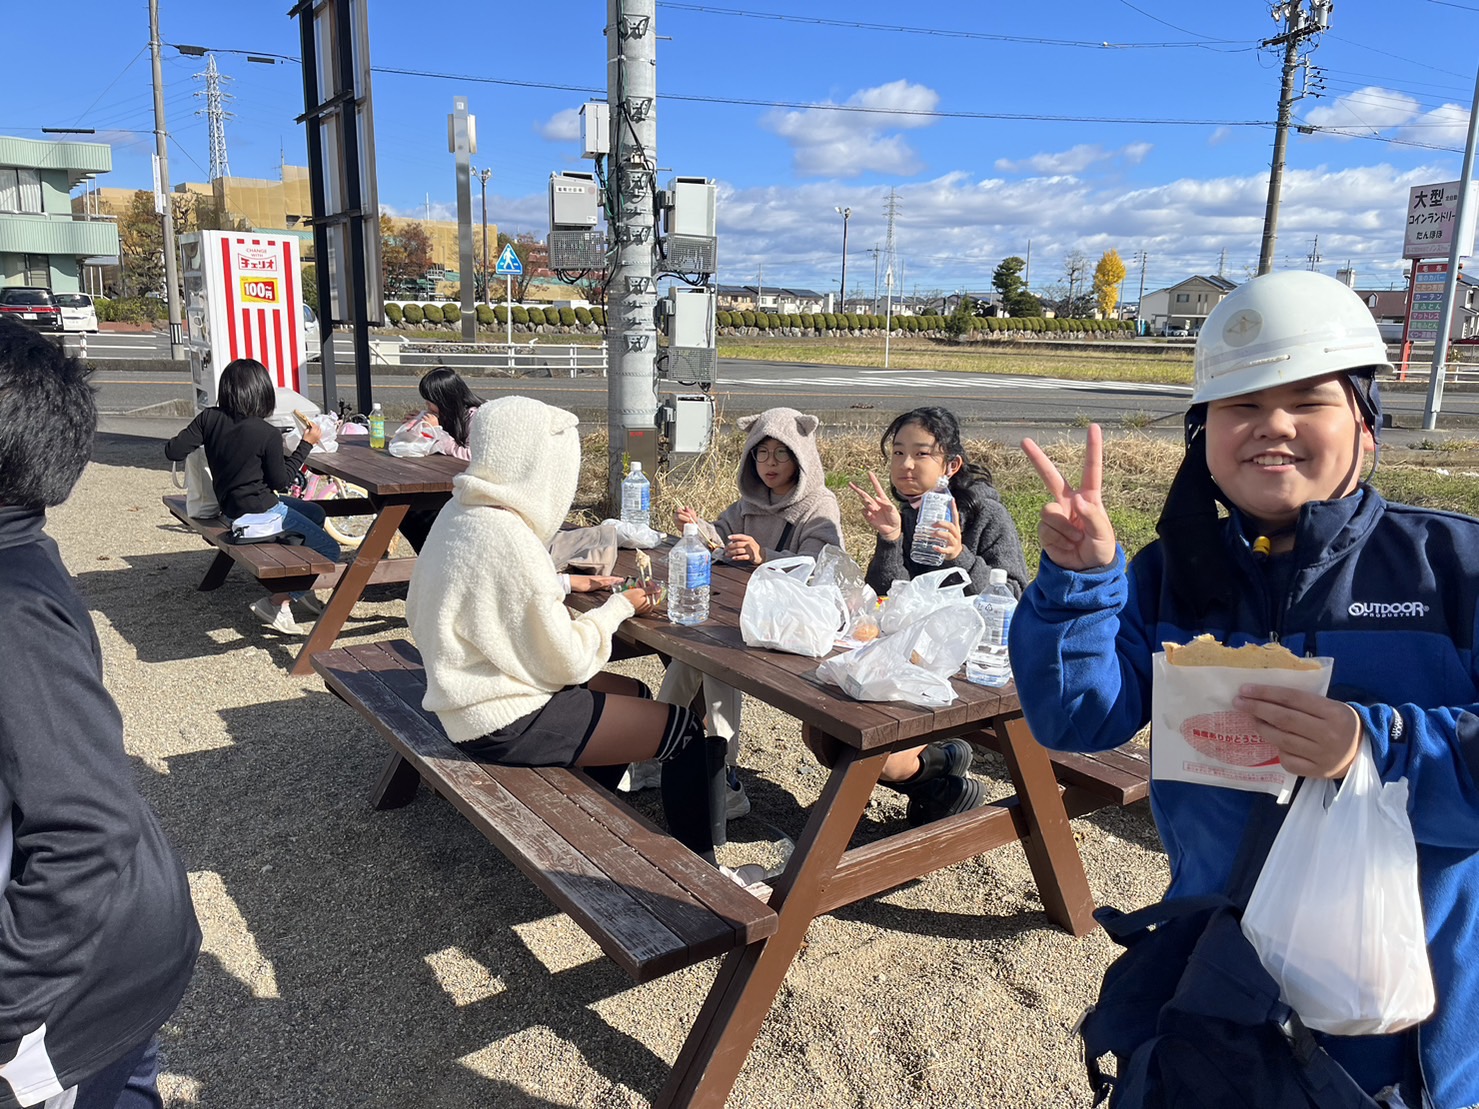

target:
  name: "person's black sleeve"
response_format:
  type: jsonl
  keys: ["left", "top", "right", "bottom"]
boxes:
{"left": 262, "top": 432, "right": 312, "bottom": 493}
{"left": 162, "top": 411, "right": 208, "bottom": 462}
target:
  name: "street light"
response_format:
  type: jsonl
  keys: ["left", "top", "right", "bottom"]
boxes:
{"left": 834, "top": 206, "right": 850, "bottom": 314}
{"left": 474, "top": 166, "right": 492, "bottom": 304}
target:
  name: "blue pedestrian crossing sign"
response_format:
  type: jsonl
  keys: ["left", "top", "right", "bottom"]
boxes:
{"left": 494, "top": 244, "right": 524, "bottom": 276}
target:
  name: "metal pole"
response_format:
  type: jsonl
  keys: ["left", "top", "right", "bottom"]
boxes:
{"left": 607, "top": 0, "right": 660, "bottom": 504}
{"left": 835, "top": 205, "right": 849, "bottom": 312}
{"left": 479, "top": 168, "right": 492, "bottom": 305}
{"left": 884, "top": 264, "right": 893, "bottom": 369}
{"left": 506, "top": 275, "right": 513, "bottom": 364}
{"left": 451, "top": 97, "right": 476, "bottom": 342}
{"left": 1259, "top": 9, "right": 1306, "bottom": 275}
{"left": 1423, "top": 61, "right": 1479, "bottom": 428}
{"left": 148, "top": 0, "right": 184, "bottom": 360}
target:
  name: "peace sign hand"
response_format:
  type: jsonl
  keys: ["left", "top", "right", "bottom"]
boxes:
{"left": 1021, "top": 424, "right": 1117, "bottom": 571}
{"left": 847, "top": 471, "right": 903, "bottom": 541}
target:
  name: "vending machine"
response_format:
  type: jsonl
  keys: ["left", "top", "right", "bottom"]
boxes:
{"left": 178, "top": 230, "right": 314, "bottom": 516}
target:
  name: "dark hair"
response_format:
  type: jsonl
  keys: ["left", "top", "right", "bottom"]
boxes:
{"left": 0, "top": 320, "right": 98, "bottom": 508}
{"left": 879, "top": 406, "right": 993, "bottom": 498}
{"left": 418, "top": 367, "right": 485, "bottom": 449}
{"left": 216, "top": 358, "right": 275, "bottom": 421}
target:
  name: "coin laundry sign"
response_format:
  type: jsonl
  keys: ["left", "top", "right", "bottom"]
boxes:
{"left": 1403, "top": 180, "right": 1476, "bottom": 260}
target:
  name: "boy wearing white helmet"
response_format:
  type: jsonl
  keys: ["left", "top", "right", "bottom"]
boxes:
{"left": 1012, "top": 270, "right": 1479, "bottom": 1107}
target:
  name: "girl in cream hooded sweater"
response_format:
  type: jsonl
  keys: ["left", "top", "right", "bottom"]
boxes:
{"left": 406, "top": 396, "right": 726, "bottom": 860}
{"left": 657, "top": 408, "right": 844, "bottom": 828}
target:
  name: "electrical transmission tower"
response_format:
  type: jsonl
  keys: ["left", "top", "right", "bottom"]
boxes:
{"left": 194, "top": 54, "right": 234, "bottom": 181}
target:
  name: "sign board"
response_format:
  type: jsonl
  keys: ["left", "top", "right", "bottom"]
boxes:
{"left": 1404, "top": 181, "right": 1477, "bottom": 260}
{"left": 1408, "top": 261, "right": 1449, "bottom": 342}
{"left": 495, "top": 243, "right": 524, "bottom": 276}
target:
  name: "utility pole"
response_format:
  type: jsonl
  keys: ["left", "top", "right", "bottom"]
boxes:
{"left": 869, "top": 245, "right": 882, "bottom": 313}
{"left": 1132, "top": 249, "right": 1149, "bottom": 335}
{"left": 450, "top": 96, "right": 476, "bottom": 341}
{"left": 1258, "top": 1, "right": 1332, "bottom": 275}
{"left": 476, "top": 167, "right": 492, "bottom": 304}
{"left": 834, "top": 205, "right": 850, "bottom": 314}
{"left": 149, "top": 0, "right": 184, "bottom": 360}
{"left": 1307, "top": 234, "right": 1321, "bottom": 271}
{"left": 883, "top": 188, "right": 899, "bottom": 368}
{"left": 606, "top": 0, "right": 660, "bottom": 499}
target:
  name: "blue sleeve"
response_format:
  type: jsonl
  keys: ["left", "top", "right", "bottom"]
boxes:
{"left": 1355, "top": 694, "right": 1479, "bottom": 852}
{"left": 1008, "top": 547, "right": 1159, "bottom": 753}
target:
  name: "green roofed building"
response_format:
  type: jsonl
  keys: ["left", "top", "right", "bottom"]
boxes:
{"left": 0, "top": 135, "right": 119, "bottom": 293}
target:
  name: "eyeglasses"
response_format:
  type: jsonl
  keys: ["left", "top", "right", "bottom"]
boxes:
{"left": 753, "top": 447, "right": 793, "bottom": 463}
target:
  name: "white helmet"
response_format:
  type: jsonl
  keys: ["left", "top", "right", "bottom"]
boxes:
{"left": 1193, "top": 270, "right": 1392, "bottom": 404}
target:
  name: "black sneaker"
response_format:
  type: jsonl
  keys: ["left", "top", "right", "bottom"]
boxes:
{"left": 905, "top": 773, "right": 986, "bottom": 827}
{"left": 886, "top": 739, "right": 975, "bottom": 796}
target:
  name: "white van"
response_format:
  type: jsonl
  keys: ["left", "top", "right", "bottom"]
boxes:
{"left": 55, "top": 292, "right": 99, "bottom": 333}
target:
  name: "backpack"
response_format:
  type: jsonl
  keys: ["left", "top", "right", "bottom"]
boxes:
{"left": 1078, "top": 793, "right": 1386, "bottom": 1109}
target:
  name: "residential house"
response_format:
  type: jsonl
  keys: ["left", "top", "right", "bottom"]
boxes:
{"left": 716, "top": 284, "right": 829, "bottom": 315}
{"left": 1139, "top": 274, "right": 1238, "bottom": 335}
{"left": 1, "top": 135, "right": 119, "bottom": 292}
{"left": 1356, "top": 274, "right": 1479, "bottom": 342}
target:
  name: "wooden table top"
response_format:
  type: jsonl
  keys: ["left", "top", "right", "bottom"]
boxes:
{"left": 568, "top": 544, "right": 1020, "bottom": 752}
{"left": 305, "top": 441, "right": 467, "bottom": 496}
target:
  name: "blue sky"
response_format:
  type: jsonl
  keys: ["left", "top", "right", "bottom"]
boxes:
{"left": 7, "top": 1, "right": 1479, "bottom": 300}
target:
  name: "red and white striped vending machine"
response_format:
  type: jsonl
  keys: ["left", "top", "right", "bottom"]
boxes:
{"left": 180, "top": 230, "right": 308, "bottom": 405}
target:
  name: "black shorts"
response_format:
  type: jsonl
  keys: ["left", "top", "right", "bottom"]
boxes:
{"left": 457, "top": 686, "right": 606, "bottom": 767}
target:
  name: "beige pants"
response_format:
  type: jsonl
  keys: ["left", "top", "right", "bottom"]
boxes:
{"left": 658, "top": 660, "right": 742, "bottom": 765}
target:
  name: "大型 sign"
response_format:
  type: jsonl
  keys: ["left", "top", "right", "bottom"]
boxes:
{"left": 1404, "top": 181, "right": 1477, "bottom": 260}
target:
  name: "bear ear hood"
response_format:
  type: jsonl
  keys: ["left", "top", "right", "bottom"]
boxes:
{"left": 453, "top": 396, "right": 580, "bottom": 542}
{"left": 736, "top": 406, "right": 829, "bottom": 522}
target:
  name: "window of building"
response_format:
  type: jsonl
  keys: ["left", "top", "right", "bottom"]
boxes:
{"left": 22, "top": 254, "right": 49, "bottom": 287}
{"left": 0, "top": 168, "right": 43, "bottom": 214}
{"left": 1175, "top": 292, "right": 1189, "bottom": 303}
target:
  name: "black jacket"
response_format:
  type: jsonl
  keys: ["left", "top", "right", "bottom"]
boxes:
{"left": 164, "top": 408, "right": 311, "bottom": 518}
{"left": 0, "top": 507, "right": 199, "bottom": 1105}
{"left": 865, "top": 480, "right": 1030, "bottom": 599}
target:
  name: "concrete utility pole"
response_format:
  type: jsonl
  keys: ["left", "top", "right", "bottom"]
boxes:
{"left": 1132, "top": 250, "right": 1149, "bottom": 334}
{"left": 1258, "top": 1, "right": 1332, "bottom": 276}
{"left": 477, "top": 167, "right": 492, "bottom": 304}
{"left": 606, "top": 0, "right": 660, "bottom": 500}
{"left": 450, "top": 97, "right": 476, "bottom": 342}
{"left": 834, "top": 205, "right": 850, "bottom": 313}
{"left": 148, "top": 0, "right": 184, "bottom": 360}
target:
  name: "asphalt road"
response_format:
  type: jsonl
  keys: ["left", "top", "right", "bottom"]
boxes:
{"left": 78, "top": 331, "right": 1479, "bottom": 433}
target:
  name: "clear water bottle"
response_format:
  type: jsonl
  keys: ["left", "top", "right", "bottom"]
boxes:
{"left": 668, "top": 523, "right": 711, "bottom": 625}
{"left": 368, "top": 403, "right": 385, "bottom": 450}
{"left": 909, "top": 475, "right": 954, "bottom": 567}
{"left": 621, "top": 461, "right": 651, "bottom": 530}
{"left": 966, "top": 567, "right": 1017, "bottom": 687}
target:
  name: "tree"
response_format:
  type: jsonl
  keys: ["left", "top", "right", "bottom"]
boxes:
{"left": 1093, "top": 249, "right": 1127, "bottom": 319}
{"left": 379, "top": 215, "right": 434, "bottom": 298}
{"left": 992, "top": 256, "right": 1042, "bottom": 317}
{"left": 944, "top": 294, "right": 975, "bottom": 339}
{"left": 300, "top": 263, "right": 318, "bottom": 316}
{"left": 1062, "top": 250, "right": 1093, "bottom": 317}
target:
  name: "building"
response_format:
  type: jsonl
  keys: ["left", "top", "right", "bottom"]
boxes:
{"left": 1, "top": 135, "right": 119, "bottom": 292}
{"left": 715, "top": 284, "right": 830, "bottom": 314}
{"left": 1138, "top": 274, "right": 1238, "bottom": 335}
{"left": 1356, "top": 276, "right": 1479, "bottom": 342}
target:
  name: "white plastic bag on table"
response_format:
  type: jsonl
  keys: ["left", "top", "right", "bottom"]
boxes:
{"left": 308, "top": 413, "right": 340, "bottom": 453}
{"left": 599, "top": 517, "right": 664, "bottom": 549}
{"left": 740, "top": 556, "right": 849, "bottom": 658}
{"left": 878, "top": 566, "right": 972, "bottom": 635}
{"left": 388, "top": 416, "right": 438, "bottom": 458}
{"left": 816, "top": 604, "right": 984, "bottom": 708}
{"left": 1241, "top": 738, "right": 1435, "bottom": 1035}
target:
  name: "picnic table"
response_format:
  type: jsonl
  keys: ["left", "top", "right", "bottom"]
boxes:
{"left": 291, "top": 442, "right": 464, "bottom": 674}
{"left": 565, "top": 544, "right": 1145, "bottom": 1108}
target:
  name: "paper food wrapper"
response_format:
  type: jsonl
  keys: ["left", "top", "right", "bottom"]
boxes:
{"left": 1150, "top": 652, "right": 1334, "bottom": 797}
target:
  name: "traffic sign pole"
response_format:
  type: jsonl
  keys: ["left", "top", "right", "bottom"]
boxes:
{"left": 506, "top": 276, "right": 512, "bottom": 363}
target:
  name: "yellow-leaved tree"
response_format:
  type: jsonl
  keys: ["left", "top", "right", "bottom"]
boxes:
{"left": 1093, "top": 249, "right": 1127, "bottom": 319}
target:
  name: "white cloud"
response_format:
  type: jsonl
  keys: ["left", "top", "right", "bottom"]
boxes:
{"left": 1304, "top": 86, "right": 1421, "bottom": 138}
{"left": 995, "top": 142, "right": 1151, "bottom": 176}
{"left": 761, "top": 80, "right": 940, "bottom": 178}
{"left": 538, "top": 108, "right": 582, "bottom": 143}
{"left": 1397, "top": 103, "right": 1471, "bottom": 150}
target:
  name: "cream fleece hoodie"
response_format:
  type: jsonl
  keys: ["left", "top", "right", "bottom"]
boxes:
{"left": 405, "top": 396, "right": 635, "bottom": 742}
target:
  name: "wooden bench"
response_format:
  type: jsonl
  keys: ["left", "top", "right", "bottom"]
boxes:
{"left": 163, "top": 494, "right": 414, "bottom": 596}
{"left": 312, "top": 639, "right": 779, "bottom": 983}
{"left": 969, "top": 725, "right": 1150, "bottom": 818}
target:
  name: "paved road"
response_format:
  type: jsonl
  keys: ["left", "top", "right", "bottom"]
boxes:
{"left": 80, "top": 332, "right": 1479, "bottom": 431}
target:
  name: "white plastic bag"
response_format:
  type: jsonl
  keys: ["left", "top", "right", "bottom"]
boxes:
{"left": 1241, "top": 739, "right": 1435, "bottom": 1035}
{"left": 308, "top": 413, "right": 340, "bottom": 454}
{"left": 598, "top": 517, "right": 664, "bottom": 549}
{"left": 816, "top": 604, "right": 984, "bottom": 708}
{"left": 878, "top": 566, "right": 972, "bottom": 635}
{"left": 388, "top": 416, "right": 438, "bottom": 458}
{"left": 740, "top": 556, "right": 849, "bottom": 658}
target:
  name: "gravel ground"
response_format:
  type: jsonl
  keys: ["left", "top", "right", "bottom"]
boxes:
{"left": 57, "top": 428, "right": 1170, "bottom": 1109}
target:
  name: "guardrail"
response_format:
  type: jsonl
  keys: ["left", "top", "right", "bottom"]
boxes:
{"left": 310, "top": 338, "right": 608, "bottom": 378}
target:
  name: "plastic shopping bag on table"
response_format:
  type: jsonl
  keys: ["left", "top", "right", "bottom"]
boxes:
{"left": 1240, "top": 738, "right": 1435, "bottom": 1035}
{"left": 740, "top": 556, "right": 849, "bottom": 658}
{"left": 815, "top": 604, "right": 984, "bottom": 708}
{"left": 878, "top": 566, "right": 972, "bottom": 635}
{"left": 599, "top": 517, "right": 664, "bottom": 549}
{"left": 388, "top": 415, "right": 439, "bottom": 458}
{"left": 811, "top": 544, "right": 881, "bottom": 643}
{"left": 308, "top": 413, "right": 340, "bottom": 453}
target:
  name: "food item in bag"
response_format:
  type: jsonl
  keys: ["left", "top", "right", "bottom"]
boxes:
{"left": 1164, "top": 633, "right": 1322, "bottom": 671}
{"left": 634, "top": 549, "right": 653, "bottom": 588}
{"left": 852, "top": 623, "right": 880, "bottom": 642}
{"left": 293, "top": 409, "right": 315, "bottom": 429}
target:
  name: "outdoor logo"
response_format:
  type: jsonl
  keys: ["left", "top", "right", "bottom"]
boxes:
{"left": 235, "top": 247, "right": 281, "bottom": 274}
{"left": 1224, "top": 309, "right": 1262, "bottom": 347}
{"left": 1348, "top": 600, "right": 1430, "bottom": 618}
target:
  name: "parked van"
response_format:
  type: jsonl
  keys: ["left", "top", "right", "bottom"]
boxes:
{"left": 55, "top": 292, "right": 99, "bottom": 333}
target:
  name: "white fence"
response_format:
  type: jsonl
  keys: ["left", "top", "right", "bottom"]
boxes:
{"left": 398, "top": 341, "right": 607, "bottom": 379}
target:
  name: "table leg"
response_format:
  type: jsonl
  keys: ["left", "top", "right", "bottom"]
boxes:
{"left": 370, "top": 751, "right": 421, "bottom": 809}
{"left": 990, "top": 715, "right": 1098, "bottom": 936}
{"left": 657, "top": 733, "right": 887, "bottom": 1109}
{"left": 292, "top": 501, "right": 412, "bottom": 676}
{"left": 197, "top": 550, "right": 234, "bottom": 592}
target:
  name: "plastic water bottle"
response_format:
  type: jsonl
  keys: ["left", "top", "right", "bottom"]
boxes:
{"left": 967, "top": 568, "right": 1017, "bottom": 687}
{"left": 668, "top": 523, "right": 711, "bottom": 626}
{"left": 621, "top": 460, "right": 651, "bottom": 530}
{"left": 368, "top": 403, "right": 385, "bottom": 449}
{"left": 909, "top": 475, "right": 954, "bottom": 567}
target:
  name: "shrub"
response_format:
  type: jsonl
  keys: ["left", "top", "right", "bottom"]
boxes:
{"left": 786, "top": 313, "right": 801, "bottom": 329}
{"left": 768, "top": 312, "right": 784, "bottom": 330}
{"left": 494, "top": 305, "right": 509, "bottom": 325}
{"left": 574, "top": 306, "right": 592, "bottom": 326}
{"left": 592, "top": 307, "right": 606, "bottom": 327}
{"left": 384, "top": 303, "right": 403, "bottom": 325}
{"left": 421, "top": 304, "right": 443, "bottom": 324}
{"left": 755, "top": 312, "right": 770, "bottom": 330}
{"left": 741, "top": 310, "right": 757, "bottom": 327}
{"left": 402, "top": 303, "right": 424, "bottom": 325}
{"left": 846, "top": 313, "right": 860, "bottom": 330}
{"left": 441, "top": 303, "right": 461, "bottom": 326}
{"left": 475, "top": 304, "right": 494, "bottom": 326}
{"left": 717, "top": 310, "right": 732, "bottom": 328}
{"left": 533, "top": 307, "right": 554, "bottom": 327}
{"left": 821, "top": 313, "right": 836, "bottom": 330}
{"left": 512, "top": 306, "right": 530, "bottom": 326}
{"left": 555, "top": 307, "right": 574, "bottom": 327}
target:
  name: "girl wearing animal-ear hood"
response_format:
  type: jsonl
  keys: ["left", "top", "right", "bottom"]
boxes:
{"left": 407, "top": 396, "right": 727, "bottom": 863}
{"left": 658, "top": 408, "right": 843, "bottom": 830}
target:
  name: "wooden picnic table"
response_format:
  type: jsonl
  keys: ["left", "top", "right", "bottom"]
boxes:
{"left": 291, "top": 442, "right": 465, "bottom": 675}
{"left": 567, "top": 544, "right": 1112, "bottom": 1109}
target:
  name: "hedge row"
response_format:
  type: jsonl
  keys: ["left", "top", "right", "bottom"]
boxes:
{"left": 715, "top": 310, "right": 1134, "bottom": 334}
{"left": 382, "top": 303, "right": 606, "bottom": 328}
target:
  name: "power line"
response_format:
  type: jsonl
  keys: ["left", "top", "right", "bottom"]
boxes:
{"left": 1113, "top": 0, "right": 1243, "bottom": 44}
{"left": 1324, "top": 33, "right": 1472, "bottom": 80}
